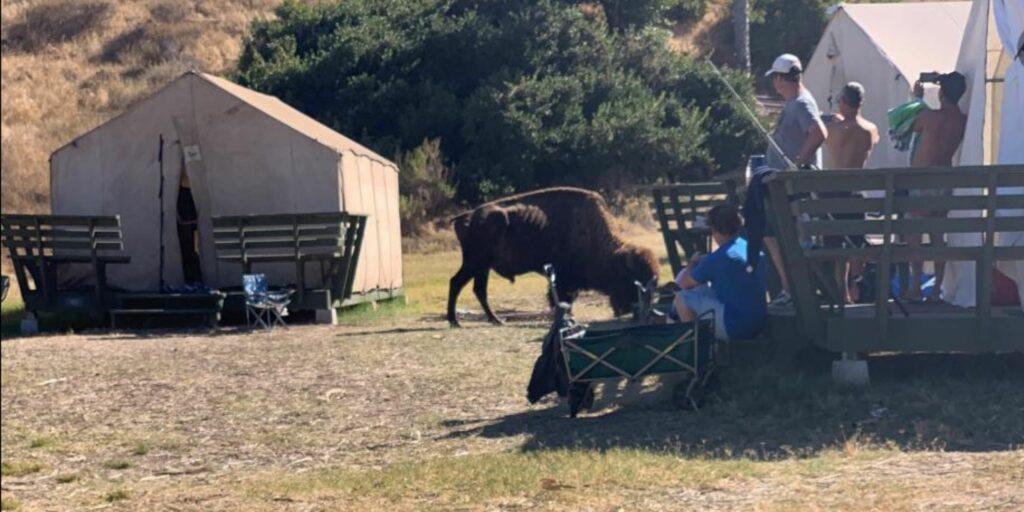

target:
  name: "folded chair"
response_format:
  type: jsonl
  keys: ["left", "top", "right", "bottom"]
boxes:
{"left": 242, "top": 274, "right": 294, "bottom": 330}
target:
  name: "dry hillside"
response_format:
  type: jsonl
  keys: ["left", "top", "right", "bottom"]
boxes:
{"left": 0, "top": 0, "right": 735, "bottom": 214}
{"left": 0, "top": 0, "right": 301, "bottom": 213}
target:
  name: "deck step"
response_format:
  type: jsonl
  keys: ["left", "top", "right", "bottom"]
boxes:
{"left": 109, "top": 309, "right": 217, "bottom": 315}
{"left": 111, "top": 292, "right": 225, "bottom": 329}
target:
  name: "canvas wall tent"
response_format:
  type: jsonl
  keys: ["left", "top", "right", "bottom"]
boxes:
{"left": 956, "top": 0, "right": 1023, "bottom": 166}
{"left": 50, "top": 71, "right": 403, "bottom": 300}
{"left": 944, "top": 0, "right": 1024, "bottom": 308}
{"left": 804, "top": 2, "right": 972, "bottom": 170}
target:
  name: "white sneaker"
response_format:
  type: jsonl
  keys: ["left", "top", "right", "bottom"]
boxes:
{"left": 769, "top": 290, "right": 793, "bottom": 307}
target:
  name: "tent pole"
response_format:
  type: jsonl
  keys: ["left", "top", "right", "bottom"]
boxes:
{"left": 158, "top": 135, "right": 166, "bottom": 291}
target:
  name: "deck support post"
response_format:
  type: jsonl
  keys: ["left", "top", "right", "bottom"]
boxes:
{"left": 315, "top": 308, "right": 338, "bottom": 325}
{"left": 832, "top": 352, "right": 869, "bottom": 386}
{"left": 20, "top": 312, "right": 39, "bottom": 335}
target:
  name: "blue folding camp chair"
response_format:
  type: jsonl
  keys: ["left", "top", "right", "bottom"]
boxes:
{"left": 242, "top": 274, "right": 294, "bottom": 330}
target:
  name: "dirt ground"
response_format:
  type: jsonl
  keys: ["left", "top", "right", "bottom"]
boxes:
{"left": 3, "top": 298, "right": 1023, "bottom": 510}
{"left": 2, "top": 232, "right": 1023, "bottom": 511}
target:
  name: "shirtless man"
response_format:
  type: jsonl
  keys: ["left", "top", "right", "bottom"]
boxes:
{"left": 906, "top": 72, "right": 968, "bottom": 301}
{"left": 824, "top": 82, "right": 879, "bottom": 169}
{"left": 823, "top": 83, "right": 878, "bottom": 302}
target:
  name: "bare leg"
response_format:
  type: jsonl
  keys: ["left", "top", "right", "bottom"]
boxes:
{"left": 835, "top": 259, "right": 847, "bottom": 304}
{"left": 763, "top": 237, "right": 789, "bottom": 294}
{"left": 929, "top": 230, "right": 946, "bottom": 301}
{"left": 447, "top": 265, "right": 475, "bottom": 327}
{"left": 673, "top": 293, "right": 696, "bottom": 322}
{"left": 907, "top": 233, "right": 923, "bottom": 301}
{"left": 847, "top": 258, "right": 864, "bottom": 303}
{"left": 473, "top": 269, "right": 504, "bottom": 325}
{"left": 556, "top": 281, "right": 579, "bottom": 308}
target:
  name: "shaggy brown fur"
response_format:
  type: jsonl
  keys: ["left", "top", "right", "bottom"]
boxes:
{"left": 448, "top": 187, "right": 659, "bottom": 327}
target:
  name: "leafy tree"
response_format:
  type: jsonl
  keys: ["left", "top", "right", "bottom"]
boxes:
{"left": 749, "top": 0, "right": 829, "bottom": 73}
{"left": 237, "top": 0, "right": 761, "bottom": 203}
{"left": 397, "top": 139, "right": 456, "bottom": 234}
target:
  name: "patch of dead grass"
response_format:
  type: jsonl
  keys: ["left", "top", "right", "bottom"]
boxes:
{"left": 1, "top": 245, "right": 1022, "bottom": 510}
{"left": 0, "top": 460, "right": 42, "bottom": 478}
{"left": 2, "top": 0, "right": 113, "bottom": 53}
{"left": 254, "top": 448, "right": 767, "bottom": 506}
{"left": 0, "top": 496, "right": 20, "bottom": 511}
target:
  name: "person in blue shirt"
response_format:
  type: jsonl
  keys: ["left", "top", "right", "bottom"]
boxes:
{"left": 673, "top": 204, "right": 767, "bottom": 341}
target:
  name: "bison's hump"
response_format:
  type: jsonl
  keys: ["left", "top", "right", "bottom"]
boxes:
{"left": 450, "top": 187, "right": 606, "bottom": 222}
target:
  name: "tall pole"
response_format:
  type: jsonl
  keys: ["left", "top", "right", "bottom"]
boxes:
{"left": 733, "top": 0, "right": 751, "bottom": 73}
{"left": 157, "top": 135, "right": 166, "bottom": 291}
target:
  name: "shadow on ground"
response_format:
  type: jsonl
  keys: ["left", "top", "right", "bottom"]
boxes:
{"left": 442, "top": 347, "right": 1024, "bottom": 459}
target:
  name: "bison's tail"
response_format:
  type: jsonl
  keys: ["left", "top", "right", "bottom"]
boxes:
{"left": 449, "top": 211, "right": 472, "bottom": 240}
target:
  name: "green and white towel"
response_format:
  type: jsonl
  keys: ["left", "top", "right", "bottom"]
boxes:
{"left": 887, "top": 99, "right": 926, "bottom": 153}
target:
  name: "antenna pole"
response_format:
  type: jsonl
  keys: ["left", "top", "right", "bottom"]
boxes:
{"left": 158, "top": 135, "right": 166, "bottom": 291}
{"left": 703, "top": 56, "right": 797, "bottom": 171}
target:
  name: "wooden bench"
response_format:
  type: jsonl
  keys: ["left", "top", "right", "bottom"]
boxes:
{"left": 765, "top": 165, "right": 1024, "bottom": 356}
{"left": 1, "top": 214, "right": 130, "bottom": 323}
{"left": 650, "top": 181, "right": 740, "bottom": 276}
{"left": 211, "top": 212, "right": 367, "bottom": 316}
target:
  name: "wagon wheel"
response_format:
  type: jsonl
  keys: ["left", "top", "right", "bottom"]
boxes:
{"left": 672, "top": 372, "right": 720, "bottom": 412}
{"left": 567, "top": 382, "right": 595, "bottom": 418}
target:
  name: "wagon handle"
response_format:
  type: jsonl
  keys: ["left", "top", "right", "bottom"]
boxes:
{"left": 544, "top": 263, "right": 560, "bottom": 307}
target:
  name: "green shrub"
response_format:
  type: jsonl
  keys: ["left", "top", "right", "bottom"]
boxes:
{"left": 397, "top": 139, "right": 456, "bottom": 235}
{"left": 237, "top": 0, "right": 760, "bottom": 203}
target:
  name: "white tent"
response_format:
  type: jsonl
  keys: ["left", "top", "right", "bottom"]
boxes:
{"left": 805, "top": 2, "right": 972, "bottom": 169}
{"left": 944, "top": 0, "right": 1024, "bottom": 308}
{"left": 50, "top": 71, "right": 403, "bottom": 298}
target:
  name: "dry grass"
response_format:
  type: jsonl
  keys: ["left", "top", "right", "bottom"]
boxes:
{"left": 669, "top": 0, "right": 734, "bottom": 60}
{"left": 0, "top": 0, "right": 298, "bottom": 213}
{"left": 2, "top": 231, "right": 1023, "bottom": 510}
{"left": 2, "top": 312, "right": 1022, "bottom": 510}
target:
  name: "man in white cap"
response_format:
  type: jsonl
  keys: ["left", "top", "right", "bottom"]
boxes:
{"left": 765, "top": 53, "right": 827, "bottom": 169}
{"left": 762, "top": 53, "right": 828, "bottom": 305}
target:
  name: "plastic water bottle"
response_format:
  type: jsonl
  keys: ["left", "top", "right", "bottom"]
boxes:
{"left": 747, "top": 154, "right": 766, "bottom": 185}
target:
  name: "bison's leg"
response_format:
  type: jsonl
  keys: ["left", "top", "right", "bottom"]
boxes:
{"left": 558, "top": 285, "right": 580, "bottom": 306}
{"left": 448, "top": 265, "right": 475, "bottom": 328}
{"left": 473, "top": 270, "right": 504, "bottom": 325}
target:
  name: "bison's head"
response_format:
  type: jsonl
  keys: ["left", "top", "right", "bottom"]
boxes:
{"left": 607, "top": 245, "right": 659, "bottom": 316}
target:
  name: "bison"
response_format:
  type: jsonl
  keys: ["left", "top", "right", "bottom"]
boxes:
{"left": 447, "top": 187, "right": 659, "bottom": 327}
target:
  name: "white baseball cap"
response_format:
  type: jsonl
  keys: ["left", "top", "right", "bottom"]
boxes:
{"left": 764, "top": 54, "right": 802, "bottom": 77}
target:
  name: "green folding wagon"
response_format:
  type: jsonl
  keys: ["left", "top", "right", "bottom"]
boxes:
{"left": 542, "top": 267, "right": 719, "bottom": 417}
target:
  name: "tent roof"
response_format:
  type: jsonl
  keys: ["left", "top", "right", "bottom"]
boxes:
{"left": 194, "top": 73, "right": 396, "bottom": 170}
{"left": 836, "top": 2, "right": 972, "bottom": 82}
{"left": 54, "top": 71, "right": 397, "bottom": 170}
